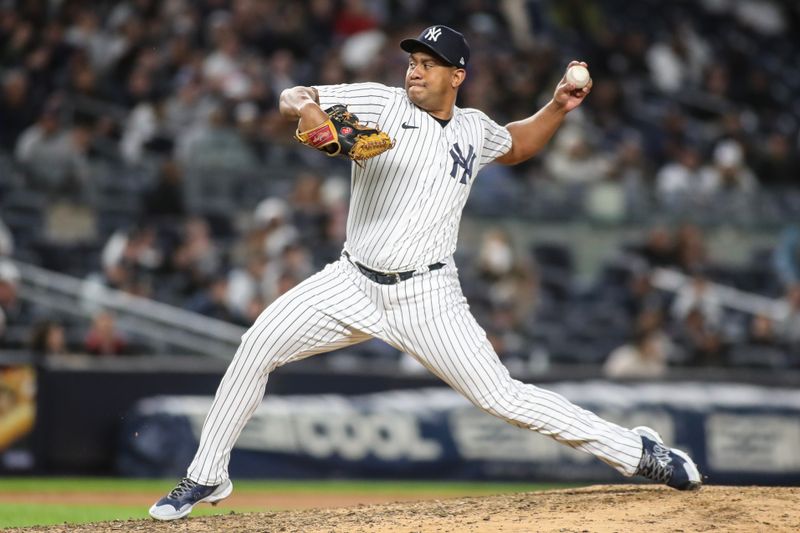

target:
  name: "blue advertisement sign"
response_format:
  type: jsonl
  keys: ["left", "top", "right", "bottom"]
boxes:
{"left": 118, "top": 382, "right": 800, "bottom": 484}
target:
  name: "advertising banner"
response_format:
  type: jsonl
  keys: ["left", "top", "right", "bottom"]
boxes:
{"left": 0, "top": 365, "right": 36, "bottom": 473}
{"left": 119, "top": 382, "right": 800, "bottom": 484}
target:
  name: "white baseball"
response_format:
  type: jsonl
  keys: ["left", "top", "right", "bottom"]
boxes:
{"left": 566, "top": 65, "right": 590, "bottom": 88}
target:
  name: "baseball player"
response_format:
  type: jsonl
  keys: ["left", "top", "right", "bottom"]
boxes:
{"left": 150, "top": 25, "right": 701, "bottom": 521}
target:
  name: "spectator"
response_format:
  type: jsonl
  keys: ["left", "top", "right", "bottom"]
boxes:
{"left": 101, "top": 224, "right": 162, "bottom": 295}
{"left": 271, "top": 269, "right": 302, "bottom": 303}
{"left": 773, "top": 225, "right": 800, "bottom": 290}
{"left": 0, "top": 260, "right": 22, "bottom": 347}
{"left": 738, "top": 313, "right": 789, "bottom": 368}
{"left": 262, "top": 242, "right": 313, "bottom": 306}
{"left": 142, "top": 159, "right": 186, "bottom": 220}
{"left": 84, "top": 311, "right": 128, "bottom": 356}
{"left": 0, "top": 69, "right": 38, "bottom": 150}
{"left": 620, "top": 269, "right": 669, "bottom": 320}
{"left": 646, "top": 23, "right": 710, "bottom": 94}
{"left": 255, "top": 197, "right": 300, "bottom": 261}
{"left": 120, "top": 95, "right": 172, "bottom": 164}
{"left": 655, "top": 145, "right": 705, "bottom": 207}
{"left": 753, "top": 132, "right": 797, "bottom": 187}
{"left": 203, "top": 32, "right": 251, "bottom": 100}
{"left": 747, "top": 314, "right": 783, "bottom": 347}
{"left": 267, "top": 48, "right": 299, "bottom": 98}
{"left": 699, "top": 140, "right": 758, "bottom": 196}
{"left": 278, "top": 242, "right": 313, "bottom": 283}
{"left": 171, "top": 216, "right": 222, "bottom": 296}
{"left": 671, "top": 268, "right": 722, "bottom": 329}
{"left": 472, "top": 229, "right": 537, "bottom": 326}
{"left": 163, "top": 77, "right": 216, "bottom": 141}
{"left": 14, "top": 108, "right": 93, "bottom": 201}
{"left": 117, "top": 65, "right": 156, "bottom": 109}
{"left": 776, "top": 284, "right": 800, "bottom": 350}
{"left": 605, "top": 133, "right": 652, "bottom": 204}
{"left": 289, "top": 172, "right": 328, "bottom": 248}
{"left": 226, "top": 252, "right": 268, "bottom": 324}
{"left": 185, "top": 275, "right": 235, "bottom": 322}
{"left": 176, "top": 105, "right": 257, "bottom": 171}
{"left": 544, "top": 126, "right": 611, "bottom": 185}
{"left": 674, "top": 223, "right": 708, "bottom": 273}
{"left": 603, "top": 329, "right": 668, "bottom": 379}
{"left": 64, "top": 52, "right": 103, "bottom": 103}
{"left": 673, "top": 306, "right": 728, "bottom": 367}
{"left": 334, "top": 0, "right": 379, "bottom": 38}
{"left": 632, "top": 225, "right": 679, "bottom": 269}
{"left": 314, "top": 175, "right": 349, "bottom": 266}
{"left": 234, "top": 100, "right": 263, "bottom": 157}
{"left": 0, "top": 218, "right": 13, "bottom": 258}
{"left": 64, "top": 10, "right": 112, "bottom": 72}
{"left": 28, "top": 320, "right": 69, "bottom": 359}
{"left": 16, "top": 119, "right": 93, "bottom": 204}
{"left": 485, "top": 293, "right": 530, "bottom": 364}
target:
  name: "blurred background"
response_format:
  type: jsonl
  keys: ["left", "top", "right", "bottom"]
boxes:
{"left": 1, "top": 0, "right": 799, "bottom": 486}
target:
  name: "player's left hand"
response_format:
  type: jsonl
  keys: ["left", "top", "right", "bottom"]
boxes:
{"left": 295, "top": 104, "right": 395, "bottom": 166}
{"left": 553, "top": 61, "right": 592, "bottom": 112}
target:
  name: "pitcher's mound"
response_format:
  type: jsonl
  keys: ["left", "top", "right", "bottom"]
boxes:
{"left": 11, "top": 485, "right": 800, "bottom": 532}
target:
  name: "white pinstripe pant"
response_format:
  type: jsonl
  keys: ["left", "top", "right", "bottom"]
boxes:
{"left": 187, "top": 257, "right": 643, "bottom": 484}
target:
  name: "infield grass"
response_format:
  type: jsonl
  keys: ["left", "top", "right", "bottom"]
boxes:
{"left": 0, "top": 478, "right": 581, "bottom": 528}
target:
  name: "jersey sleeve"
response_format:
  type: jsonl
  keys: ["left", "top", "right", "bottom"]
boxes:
{"left": 477, "top": 111, "right": 513, "bottom": 168}
{"left": 313, "top": 82, "right": 396, "bottom": 124}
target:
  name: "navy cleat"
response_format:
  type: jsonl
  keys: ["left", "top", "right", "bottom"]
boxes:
{"left": 634, "top": 426, "right": 702, "bottom": 491}
{"left": 149, "top": 477, "right": 233, "bottom": 520}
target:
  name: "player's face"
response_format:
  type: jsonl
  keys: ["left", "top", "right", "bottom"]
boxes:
{"left": 405, "top": 52, "right": 463, "bottom": 110}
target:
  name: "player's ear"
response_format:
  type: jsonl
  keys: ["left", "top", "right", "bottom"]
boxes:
{"left": 452, "top": 68, "right": 466, "bottom": 89}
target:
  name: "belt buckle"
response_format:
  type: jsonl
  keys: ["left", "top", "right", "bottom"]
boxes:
{"left": 390, "top": 272, "right": 401, "bottom": 284}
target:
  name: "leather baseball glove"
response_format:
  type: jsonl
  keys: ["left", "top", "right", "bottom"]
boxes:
{"left": 295, "top": 104, "right": 395, "bottom": 166}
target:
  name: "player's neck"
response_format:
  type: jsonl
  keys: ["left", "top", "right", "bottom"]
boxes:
{"left": 419, "top": 93, "right": 456, "bottom": 120}
{"left": 425, "top": 98, "right": 456, "bottom": 120}
{"left": 427, "top": 108, "right": 453, "bottom": 120}
{"left": 412, "top": 101, "right": 453, "bottom": 120}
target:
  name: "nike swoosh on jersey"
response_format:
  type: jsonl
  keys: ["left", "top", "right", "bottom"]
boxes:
{"left": 401, "top": 122, "right": 419, "bottom": 129}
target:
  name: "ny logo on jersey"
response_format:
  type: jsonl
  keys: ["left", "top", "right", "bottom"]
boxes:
{"left": 449, "top": 143, "right": 476, "bottom": 184}
{"left": 424, "top": 27, "right": 442, "bottom": 42}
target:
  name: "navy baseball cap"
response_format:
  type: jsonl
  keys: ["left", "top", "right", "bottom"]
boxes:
{"left": 400, "top": 25, "right": 470, "bottom": 68}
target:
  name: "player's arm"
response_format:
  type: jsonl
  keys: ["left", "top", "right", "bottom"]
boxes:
{"left": 495, "top": 61, "right": 591, "bottom": 166}
{"left": 280, "top": 85, "right": 395, "bottom": 162}
{"left": 279, "top": 86, "right": 328, "bottom": 131}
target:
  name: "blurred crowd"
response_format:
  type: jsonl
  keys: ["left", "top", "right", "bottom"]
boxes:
{"left": 455, "top": 221, "right": 800, "bottom": 377}
{"left": 1, "top": 0, "right": 800, "bottom": 373}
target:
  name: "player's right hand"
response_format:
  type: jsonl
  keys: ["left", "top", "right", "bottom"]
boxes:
{"left": 553, "top": 61, "right": 592, "bottom": 112}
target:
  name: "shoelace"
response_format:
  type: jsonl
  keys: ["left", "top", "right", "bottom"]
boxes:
{"left": 638, "top": 443, "right": 674, "bottom": 483}
{"left": 168, "top": 478, "right": 197, "bottom": 499}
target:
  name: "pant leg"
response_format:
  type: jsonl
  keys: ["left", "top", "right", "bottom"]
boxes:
{"left": 187, "top": 260, "right": 381, "bottom": 484}
{"left": 382, "top": 263, "right": 643, "bottom": 476}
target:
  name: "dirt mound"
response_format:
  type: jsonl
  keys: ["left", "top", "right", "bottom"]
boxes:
{"left": 7, "top": 485, "right": 799, "bottom": 533}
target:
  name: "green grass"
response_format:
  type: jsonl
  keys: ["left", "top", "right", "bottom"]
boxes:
{"left": 0, "top": 478, "right": 580, "bottom": 529}
{"left": 0, "top": 478, "right": 571, "bottom": 494}
{"left": 0, "top": 503, "right": 147, "bottom": 528}
{"left": 0, "top": 501, "right": 266, "bottom": 528}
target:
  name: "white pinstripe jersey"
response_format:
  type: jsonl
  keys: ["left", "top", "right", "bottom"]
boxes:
{"left": 184, "top": 91, "right": 648, "bottom": 493}
{"left": 315, "top": 82, "right": 513, "bottom": 272}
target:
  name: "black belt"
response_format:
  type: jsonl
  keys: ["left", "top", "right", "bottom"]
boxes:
{"left": 344, "top": 251, "right": 445, "bottom": 285}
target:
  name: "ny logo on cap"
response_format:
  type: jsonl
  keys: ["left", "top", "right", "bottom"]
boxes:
{"left": 424, "top": 26, "right": 442, "bottom": 42}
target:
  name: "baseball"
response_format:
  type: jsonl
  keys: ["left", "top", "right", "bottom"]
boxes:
{"left": 566, "top": 64, "right": 590, "bottom": 88}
